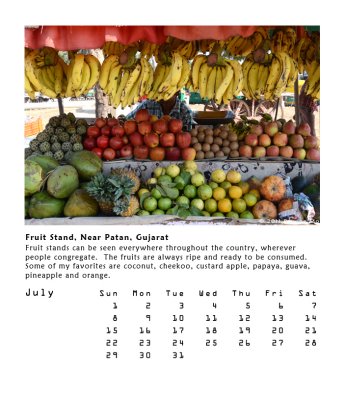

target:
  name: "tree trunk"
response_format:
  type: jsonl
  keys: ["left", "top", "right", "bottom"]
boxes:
{"left": 90, "top": 49, "right": 116, "bottom": 118}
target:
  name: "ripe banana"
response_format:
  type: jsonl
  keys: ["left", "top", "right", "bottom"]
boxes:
{"left": 113, "top": 69, "right": 130, "bottom": 108}
{"left": 176, "top": 57, "right": 191, "bottom": 91}
{"left": 147, "top": 63, "right": 166, "bottom": 99}
{"left": 84, "top": 54, "right": 101, "bottom": 91}
{"left": 226, "top": 59, "right": 243, "bottom": 97}
{"left": 99, "top": 55, "right": 119, "bottom": 90}
{"left": 121, "top": 63, "right": 142, "bottom": 104}
{"left": 191, "top": 55, "right": 207, "bottom": 90}
{"left": 71, "top": 54, "right": 85, "bottom": 92}
{"left": 25, "top": 49, "right": 43, "bottom": 93}
{"left": 247, "top": 62, "right": 260, "bottom": 100}
{"left": 198, "top": 62, "right": 209, "bottom": 99}
{"left": 25, "top": 70, "right": 36, "bottom": 99}
{"left": 54, "top": 62, "right": 63, "bottom": 96}
{"left": 272, "top": 52, "right": 291, "bottom": 99}
{"left": 206, "top": 67, "right": 217, "bottom": 100}
{"left": 75, "top": 62, "right": 91, "bottom": 97}
{"left": 104, "top": 63, "right": 123, "bottom": 95}
{"left": 264, "top": 56, "right": 281, "bottom": 100}
{"left": 215, "top": 63, "right": 233, "bottom": 104}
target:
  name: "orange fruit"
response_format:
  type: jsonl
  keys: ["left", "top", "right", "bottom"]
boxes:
{"left": 228, "top": 185, "right": 243, "bottom": 199}
{"left": 213, "top": 187, "right": 226, "bottom": 201}
{"left": 217, "top": 198, "right": 232, "bottom": 213}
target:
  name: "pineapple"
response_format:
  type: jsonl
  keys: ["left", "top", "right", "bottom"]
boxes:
{"left": 86, "top": 173, "right": 116, "bottom": 215}
{"left": 118, "top": 196, "right": 139, "bottom": 217}
{"left": 110, "top": 168, "right": 140, "bottom": 194}
{"left": 109, "top": 175, "right": 139, "bottom": 217}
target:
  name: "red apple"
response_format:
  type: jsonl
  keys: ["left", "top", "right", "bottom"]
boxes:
{"left": 138, "top": 121, "right": 152, "bottom": 135}
{"left": 101, "top": 125, "right": 111, "bottom": 135}
{"left": 176, "top": 131, "right": 192, "bottom": 149}
{"left": 83, "top": 136, "right": 96, "bottom": 150}
{"left": 250, "top": 124, "right": 263, "bottom": 135}
{"left": 107, "top": 117, "right": 118, "bottom": 128}
{"left": 133, "top": 145, "right": 149, "bottom": 159}
{"left": 258, "top": 133, "right": 271, "bottom": 147}
{"left": 168, "top": 119, "right": 183, "bottom": 133}
{"left": 91, "top": 147, "right": 103, "bottom": 158}
{"left": 297, "top": 122, "right": 311, "bottom": 136}
{"left": 264, "top": 121, "right": 279, "bottom": 136}
{"left": 97, "top": 135, "right": 109, "bottom": 149}
{"left": 283, "top": 119, "right": 296, "bottom": 135}
{"left": 273, "top": 132, "right": 288, "bottom": 147}
{"left": 102, "top": 147, "right": 116, "bottom": 161}
{"left": 304, "top": 136, "right": 319, "bottom": 149}
{"left": 111, "top": 125, "right": 125, "bottom": 137}
{"left": 135, "top": 109, "right": 150, "bottom": 123}
{"left": 165, "top": 146, "right": 181, "bottom": 161}
{"left": 252, "top": 146, "right": 266, "bottom": 158}
{"left": 152, "top": 119, "right": 168, "bottom": 134}
{"left": 87, "top": 125, "right": 100, "bottom": 138}
{"left": 306, "top": 148, "right": 320, "bottom": 161}
{"left": 181, "top": 147, "right": 196, "bottom": 161}
{"left": 266, "top": 145, "right": 280, "bottom": 157}
{"left": 239, "top": 144, "right": 253, "bottom": 157}
{"left": 149, "top": 146, "right": 165, "bottom": 161}
{"left": 288, "top": 134, "right": 304, "bottom": 149}
{"left": 128, "top": 132, "right": 144, "bottom": 147}
{"left": 124, "top": 120, "right": 137, "bottom": 135}
{"left": 122, "top": 135, "right": 129, "bottom": 144}
{"left": 293, "top": 148, "right": 307, "bottom": 160}
{"left": 95, "top": 117, "right": 107, "bottom": 129}
{"left": 245, "top": 133, "right": 259, "bottom": 147}
{"left": 143, "top": 132, "right": 160, "bottom": 148}
{"left": 120, "top": 144, "right": 133, "bottom": 158}
{"left": 279, "top": 145, "right": 294, "bottom": 158}
{"left": 109, "top": 136, "right": 124, "bottom": 150}
{"left": 160, "top": 132, "right": 175, "bottom": 147}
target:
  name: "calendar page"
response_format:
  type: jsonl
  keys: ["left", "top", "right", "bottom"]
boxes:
{"left": 3, "top": 3, "right": 345, "bottom": 400}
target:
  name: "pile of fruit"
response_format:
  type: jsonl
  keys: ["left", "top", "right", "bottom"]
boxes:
{"left": 25, "top": 150, "right": 140, "bottom": 219}
{"left": 191, "top": 124, "right": 239, "bottom": 160}
{"left": 25, "top": 113, "right": 88, "bottom": 161}
{"left": 135, "top": 161, "right": 306, "bottom": 220}
{"left": 236, "top": 117, "right": 320, "bottom": 161}
{"left": 116, "top": 108, "right": 196, "bottom": 161}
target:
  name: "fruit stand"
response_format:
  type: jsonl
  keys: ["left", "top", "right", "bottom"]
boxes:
{"left": 24, "top": 25, "right": 320, "bottom": 225}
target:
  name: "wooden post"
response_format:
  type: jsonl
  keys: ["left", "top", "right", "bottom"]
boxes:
{"left": 58, "top": 98, "right": 64, "bottom": 115}
{"left": 294, "top": 78, "right": 300, "bottom": 126}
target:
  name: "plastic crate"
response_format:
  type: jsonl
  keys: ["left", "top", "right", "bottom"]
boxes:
{"left": 25, "top": 117, "right": 43, "bottom": 137}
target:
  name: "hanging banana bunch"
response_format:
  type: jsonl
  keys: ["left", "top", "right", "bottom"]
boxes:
{"left": 190, "top": 47, "right": 243, "bottom": 105}
{"left": 226, "top": 27, "right": 268, "bottom": 57}
{"left": 304, "top": 60, "right": 320, "bottom": 100}
{"left": 293, "top": 31, "right": 320, "bottom": 73}
{"left": 146, "top": 50, "right": 190, "bottom": 102}
{"left": 139, "top": 41, "right": 159, "bottom": 59}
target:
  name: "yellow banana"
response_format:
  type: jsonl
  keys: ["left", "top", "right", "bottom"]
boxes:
{"left": 104, "top": 63, "right": 123, "bottom": 95}
{"left": 41, "top": 67, "right": 55, "bottom": 92}
{"left": 215, "top": 63, "right": 234, "bottom": 104}
{"left": 36, "top": 68, "right": 57, "bottom": 98}
{"left": 226, "top": 59, "right": 243, "bottom": 97}
{"left": 264, "top": 56, "right": 281, "bottom": 100}
{"left": 127, "top": 72, "right": 142, "bottom": 106}
{"left": 286, "top": 58, "right": 298, "bottom": 88}
{"left": 247, "top": 62, "right": 260, "bottom": 100}
{"left": 113, "top": 69, "right": 130, "bottom": 108}
{"left": 121, "top": 63, "right": 142, "bottom": 103}
{"left": 176, "top": 57, "right": 191, "bottom": 90}
{"left": 191, "top": 55, "right": 207, "bottom": 90}
{"left": 198, "top": 62, "right": 209, "bottom": 99}
{"left": 169, "top": 51, "right": 183, "bottom": 87}
{"left": 57, "top": 56, "right": 68, "bottom": 77}
{"left": 25, "top": 49, "right": 43, "bottom": 92}
{"left": 306, "top": 64, "right": 320, "bottom": 96}
{"left": 84, "top": 54, "right": 101, "bottom": 91}
{"left": 206, "top": 67, "right": 217, "bottom": 100}
{"left": 70, "top": 54, "right": 85, "bottom": 92}
{"left": 147, "top": 63, "right": 166, "bottom": 99}
{"left": 138, "top": 57, "right": 151, "bottom": 97}
{"left": 46, "top": 66, "right": 56, "bottom": 84}
{"left": 241, "top": 57, "right": 254, "bottom": 98}
{"left": 222, "top": 65, "right": 234, "bottom": 104}
{"left": 255, "top": 63, "right": 269, "bottom": 98}
{"left": 75, "top": 61, "right": 91, "bottom": 97}
{"left": 99, "top": 55, "right": 119, "bottom": 90}
{"left": 24, "top": 70, "right": 36, "bottom": 99}
{"left": 216, "top": 66, "right": 224, "bottom": 93}
{"left": 64, "top": 59, "right": 74, "bottom": 98}
{"left": 273, "top": 52, "right": 291, "bottom": 98}
{"left": 54, "top": 62, "right": 63, "bottom": 95}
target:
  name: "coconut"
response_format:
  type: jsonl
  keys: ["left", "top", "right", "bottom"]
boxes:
{"left": 27, "top": 154, "right": 59, "bottom": 174}
{"left": 25, "top": 160, "right": 45, "bottom": 197}
{"left": 29, "top": 192, "right": 65, "bottom": 219}
{"left": 64, "top": 189, "right": 99, "bottom": 217}
{"left": 47, "top": 165, "right": 79, "bottom": 199}
{"left": 67, "top": 150, "right": 103, "bottom": 181}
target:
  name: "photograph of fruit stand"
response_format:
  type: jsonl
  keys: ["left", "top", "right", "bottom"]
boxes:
{"left": 24, "top": 25, "right": 320, "bottom": 225}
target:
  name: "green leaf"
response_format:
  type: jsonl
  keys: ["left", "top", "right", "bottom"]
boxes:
{"left": 168, "top": 205, "right": 179, "bottom": 215}
{"left": 156, "top": 185, "right": 167, "bottom": 196}
{"left": 139, "top": 192, "right": 151, "bottom": 208}
{"left": 180, "top": 170, "right": 191, "bottom": 185}
{"left": 189, "top": 206, "right": 203, "bottom": 216}
{"left": 162, "top": 186, "right": 179, "bottom": 199}
{"left": 177, "top": 208, "right": 191, "bottom": 218}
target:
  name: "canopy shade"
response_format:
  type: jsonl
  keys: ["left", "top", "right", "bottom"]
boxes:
{"left": 25, "top": 25, "right": 268, "bottom": 50}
